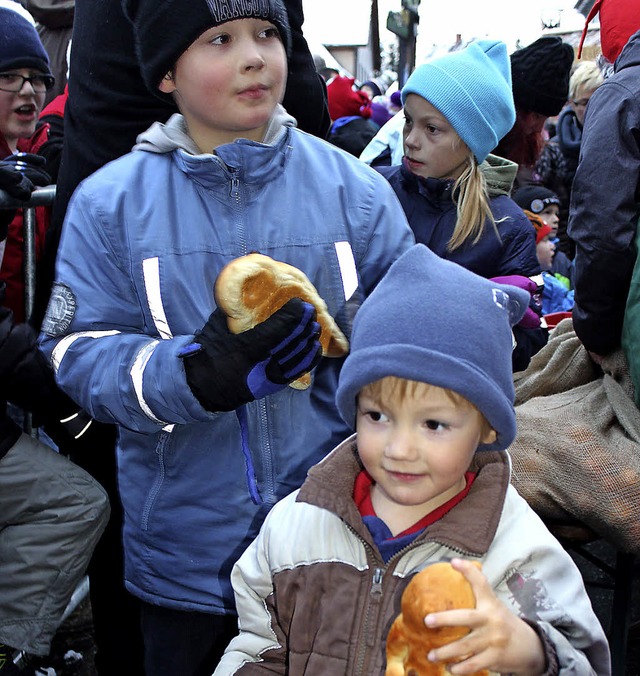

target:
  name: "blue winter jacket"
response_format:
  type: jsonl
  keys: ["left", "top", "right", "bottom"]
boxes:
{"left": 40, "top": 111, "right": 414, "bottom": 614}
{"left": 376, "top": 156, "right": 540, "bottom": 279}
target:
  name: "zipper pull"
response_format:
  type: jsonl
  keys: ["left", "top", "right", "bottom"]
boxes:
{"left": 230, "top": 175, "right": 240, "bottom": 199}
{"left": 371, "top": 567, "right": 384, "bottom": 596}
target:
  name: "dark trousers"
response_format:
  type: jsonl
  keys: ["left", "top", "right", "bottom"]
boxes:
{"left": 69, "top": 424, "right": 145, "bottom": 676}
{"left": 140, "top": 602, "right": 238, "bottom": 676}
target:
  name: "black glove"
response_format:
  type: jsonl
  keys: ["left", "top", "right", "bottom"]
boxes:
{"left": 1, "top": 152, "right": 51, "bottom": 194}
{"left": 0, "top": 160, "right": 35, "bottom": 201}
{"left": 180, "top": 298, "right": 322, "bottom": 412}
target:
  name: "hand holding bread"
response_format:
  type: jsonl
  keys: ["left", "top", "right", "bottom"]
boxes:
{"left": 385, "top": 561, "right": 489, "bottom": 676}
{"left": 214, "top": 253, "right": 349, "bottom": 389}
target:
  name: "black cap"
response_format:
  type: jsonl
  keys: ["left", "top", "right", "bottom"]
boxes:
{"left": 510, "top": 37, "right": 574, "bottom": 117}
{"left": 122, "top": 0, "right": 291, "bottom": 100}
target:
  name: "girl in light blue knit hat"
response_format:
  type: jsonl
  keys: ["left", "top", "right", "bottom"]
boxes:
{"left": 376, "top": 40, "right": 546, "bottom": 372}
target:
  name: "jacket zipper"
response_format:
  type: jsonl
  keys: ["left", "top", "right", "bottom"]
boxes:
{"left": 141, "top": 428, "right": 171, "bottom": 530}
{"left": 348, "top": 526, "right": 482, "bottom": 675}
{"left": 229, "top": 172, "right": 247, "bottom": 254}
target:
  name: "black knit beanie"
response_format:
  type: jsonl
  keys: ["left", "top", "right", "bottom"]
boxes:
{"left": 0, "top": 5, "right": 52, "bottom": 75}
{"left": 122, "top": 0, "right": 291, "bottom": 98}
{"left": 510, "top": 37, "right": 574, "bottom": 117}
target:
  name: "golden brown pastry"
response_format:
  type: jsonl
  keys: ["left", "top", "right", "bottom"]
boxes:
{"left": 214, "top": 253, "right": 349, "bottom": 389}
{"left": 385, "top": 561, "right": 489, "bottom": 676}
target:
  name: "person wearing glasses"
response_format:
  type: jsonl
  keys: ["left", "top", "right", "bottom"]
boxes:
{"left": 0, "top": 1, "right": 56, "bottom": 325}
{"left": 536, "top": 61, "right": 604, "bottom": 259}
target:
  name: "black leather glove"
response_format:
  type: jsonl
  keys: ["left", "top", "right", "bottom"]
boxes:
{"left": 1, "top": 152, "right": 51, "bottom": 194}
{"left": 180, "top": 298, "right": 322, "bottom": 412}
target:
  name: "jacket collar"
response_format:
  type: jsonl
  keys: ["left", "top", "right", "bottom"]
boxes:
{"left": 298, "top": 434, "right": 511, "bottom": 557}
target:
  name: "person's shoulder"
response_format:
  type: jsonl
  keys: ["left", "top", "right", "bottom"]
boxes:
{"left": 491, "top": 195, "right": 532, "bottom": 224}
{"left": 79, "top": 149, "right": 159, "bottom": 188}
{"left": 290, "top": 128, "right": 394, "bottom": 184}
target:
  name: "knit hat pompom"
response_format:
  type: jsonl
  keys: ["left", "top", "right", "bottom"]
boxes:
{"left": 524, "top": 210, "right": 553, "bottom": 244}
{"left": 122, "top": 0, "right": 291, "bottom": 99}
{"left": 401, "top": 40, "right": 515, "bottom": 163}
{"left": 0, "top": 4, "right": 52, "bottom": 75}
{"left": 335, "top": 244, "right": 530, "bottom": 451}
{"left": 510, "top": 37, "right": 574, "bottom": 117}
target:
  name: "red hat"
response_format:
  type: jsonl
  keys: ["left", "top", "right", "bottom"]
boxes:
{"left": 524, "top": 210, "right": 553, "bottom": 243}
{"left": 326, "top": 75, "right": 372, "bottom": 121}
{"left": 578, "top": 0, "right": 640, "bottom": 62}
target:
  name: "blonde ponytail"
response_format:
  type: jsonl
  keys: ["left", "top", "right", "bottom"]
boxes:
{"left": 447, "top": 152, "right": 498, "bottom": 251}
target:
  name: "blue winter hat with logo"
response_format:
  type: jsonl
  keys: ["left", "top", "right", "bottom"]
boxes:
{"left": 335, "top": 244, "right": 530, "bottom": 451}
{"left": 401, "top": 40, "right": 515, "bottom": 163}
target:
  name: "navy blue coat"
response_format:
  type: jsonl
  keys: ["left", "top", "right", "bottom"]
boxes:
{"left": 377, "top": 161, "right": 540, "bottom": 279}
{"left": 567, "top": 31, "right": 640, "bottom": 356}
{"left": 377, "top": 158, "right": 545, "bottom": 370}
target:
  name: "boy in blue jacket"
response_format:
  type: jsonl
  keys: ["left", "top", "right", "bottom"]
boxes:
{"left": 38, "top": 0, "right": 414, "bottom": 673}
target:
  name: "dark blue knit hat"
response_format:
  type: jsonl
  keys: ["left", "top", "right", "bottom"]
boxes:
{"left": 0, "top": 4, "right": 51, "bottom": 75}
{"left": 335, "top": 245, "right": 530, "bottom": 451}
{"left": 401, "top": 40, "right": 515, "bottom": 163}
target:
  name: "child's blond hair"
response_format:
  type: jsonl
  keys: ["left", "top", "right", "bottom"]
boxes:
{"left": 447, "top": 149, "right": 498, "bottom": 252}
{"left": 359, "top": 376, "right": 494, "bottom": 437}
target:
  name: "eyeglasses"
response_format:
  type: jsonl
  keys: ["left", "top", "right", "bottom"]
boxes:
{"left": 0, "top": 72, "right": 55, "bottom": 93}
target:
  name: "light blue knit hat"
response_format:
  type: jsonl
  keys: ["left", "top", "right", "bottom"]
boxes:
{"left": 401, "top": 40, "right": 515, "bottom": 163}
{"left": 335, "top": 245, "right": 530, "bottom": 451}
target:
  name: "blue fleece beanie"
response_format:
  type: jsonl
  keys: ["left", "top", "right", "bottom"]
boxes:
{"left": 401, "top": 40, "right": 515, "bottom": 163}
{"left": 0, "top": 5, "right": 51, "bottom": 75}
{"left": 335, "top": 245, "right": 530, "bottom": 451}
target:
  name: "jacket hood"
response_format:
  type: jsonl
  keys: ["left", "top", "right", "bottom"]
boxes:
{"left": 616, "top": 29, "right": 640, "bottom": 71}
{"left": 133, "top": 104, "right": 297, "bottom": 156}
{"left": 398, "top": 152, "right": 518, "bottom": 202}
{"left": 480, "top": 153, "right": 518, "bottom": 197}
{"left": 25, "top": 0, "right": 74, "bottom": 28}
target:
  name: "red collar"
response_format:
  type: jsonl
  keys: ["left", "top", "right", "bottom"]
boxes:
{"left": 354, "top": 469, "right": 476, "bottom": 538}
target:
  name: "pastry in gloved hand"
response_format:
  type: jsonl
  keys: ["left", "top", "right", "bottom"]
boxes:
{"left": 214, "top": 253, "right": 349, "bottom": 389}
{"left": 385, "top": 561, "right": 490, "bottom": 676}
{"left": 180, "top": 298, "right": 322, "bottom": 412}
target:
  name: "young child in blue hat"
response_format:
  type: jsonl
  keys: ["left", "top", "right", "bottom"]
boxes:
{"left": 215, "top": 244, "right": 610, "bottom": 675}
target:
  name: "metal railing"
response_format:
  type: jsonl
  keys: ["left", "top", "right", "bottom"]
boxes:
{"left": 0, "top": 184, "right": 56, "bottom": 323}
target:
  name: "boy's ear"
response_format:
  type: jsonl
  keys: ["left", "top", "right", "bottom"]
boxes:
{"left": 481, "top": 428, "right": 497, "bottom": 445}
{"left": 158, "top": 71, "right": 176, "bottom": 94}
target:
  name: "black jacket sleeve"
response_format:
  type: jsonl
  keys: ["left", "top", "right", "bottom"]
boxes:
{"left": 281, "top": 0, "right": 331, "bottom": 139}
{"left": 567, "top": 78, "right": 640, "bottom": 355}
